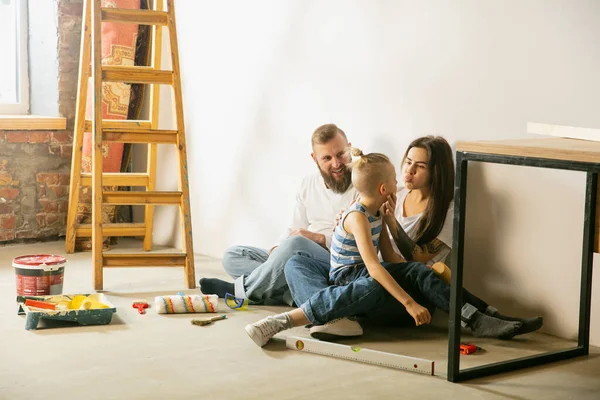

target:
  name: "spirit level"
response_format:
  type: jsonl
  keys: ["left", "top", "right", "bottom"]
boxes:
{"left": 286, "top": 336, "right": 435, "bottom": 376}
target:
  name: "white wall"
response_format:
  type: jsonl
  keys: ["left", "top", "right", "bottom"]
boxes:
{"left": 149, "top": 0, "right": 600, "bottom": 344}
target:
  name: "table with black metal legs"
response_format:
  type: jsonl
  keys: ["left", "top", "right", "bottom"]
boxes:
{"left": 447, "top": 138, "right": 599, "bottom": 382}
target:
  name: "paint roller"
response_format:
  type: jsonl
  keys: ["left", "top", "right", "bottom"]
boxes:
{"left": 155, "top": 293, "right": 219, "bottom": 314}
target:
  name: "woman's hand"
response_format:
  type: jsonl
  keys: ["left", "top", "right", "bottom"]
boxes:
{"left": 381, "top": 193, "right": 399, "bottom": 232}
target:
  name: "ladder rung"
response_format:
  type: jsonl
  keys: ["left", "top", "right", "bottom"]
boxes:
{"left": 103, "top": 131, "right": 178, "bottom": 144}
{"left": 80, "top": 173, "right": 149, "bottom": 187}
{"left": 103, "top": 191, "right": 182, "bottom": 205}
{"left": 76, "top": 223, "right": 146, "bottom": 237}
{"left": 103, "top": 253, "right": 187, "bottom": 267}
{"left": 102, "top": 66, "right": 173, "bottom": 84}
{"left": 84, "top": 120, "right": 151, "bottom": 131}
{"left": 101, "top": 8, "right": 168, "bottom": 26}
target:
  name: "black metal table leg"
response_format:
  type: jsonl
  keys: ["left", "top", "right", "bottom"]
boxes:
{"left": 448, "top": 151, "right": 468, "bottom": 382}
{"left": 578, "top": 172, "right": 596, "bottom": 352}
{"left": 447, "top": 152, "right": 598, "bottom": 382}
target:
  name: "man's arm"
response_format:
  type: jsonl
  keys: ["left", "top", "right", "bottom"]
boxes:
{"left": 290, "top": 228, "right": 327, "bottom": 249}
{"left": 274, "top": 179, "right": 328, "bottom": 251}
{"left": 273, "top": 185, "right": 311, "bottom": 251}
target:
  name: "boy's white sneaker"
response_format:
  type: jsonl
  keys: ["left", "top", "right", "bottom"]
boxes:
{"left": 309, "top": 317, "right": 363, "bottom": 341}
{"left": 245, "top": 315, "right": 288, "bottom": 347}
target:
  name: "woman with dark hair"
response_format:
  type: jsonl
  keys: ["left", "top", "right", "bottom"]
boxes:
{"left": 383, "top": 135, "right": 455, "bottom": 268}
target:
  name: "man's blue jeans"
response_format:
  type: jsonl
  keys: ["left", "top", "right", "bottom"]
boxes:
{"left": 284, "top": 255, "right": 488, "bottom": 325}
{"left": 222, "top": 236, "right": 330, "bottom": 306}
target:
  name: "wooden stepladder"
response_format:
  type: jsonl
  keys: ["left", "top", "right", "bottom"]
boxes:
{"left": 65, "top": 0, "right": 195, "bottom": 290}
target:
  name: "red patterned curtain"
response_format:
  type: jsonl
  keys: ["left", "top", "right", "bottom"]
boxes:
{"left": 76, "top": 0, "right": 149, "bottom": 251}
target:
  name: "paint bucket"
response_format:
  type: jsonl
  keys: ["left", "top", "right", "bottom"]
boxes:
{"left": 14, "top": 255, "right": 67, "bottom": 296}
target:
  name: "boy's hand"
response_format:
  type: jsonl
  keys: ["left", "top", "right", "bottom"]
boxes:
{"left": 405, "top": 300, "right": 431, "bottom": 326}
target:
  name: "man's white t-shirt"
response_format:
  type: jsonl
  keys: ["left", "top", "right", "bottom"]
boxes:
{"left": 277, "top": 173, "right": 359, "bottom": 249}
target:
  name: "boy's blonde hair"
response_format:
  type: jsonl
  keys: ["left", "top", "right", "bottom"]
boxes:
{"left": 349, "top": 148, "right": 394, "bottom": 196}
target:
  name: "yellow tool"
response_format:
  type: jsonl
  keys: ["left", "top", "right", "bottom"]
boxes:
{"left": 431, "top": 262, "right": 451, "bottom": 284}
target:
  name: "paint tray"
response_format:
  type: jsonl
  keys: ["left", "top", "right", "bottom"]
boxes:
{"left": 17, "top": 293, "right": 116, "bottom": 330}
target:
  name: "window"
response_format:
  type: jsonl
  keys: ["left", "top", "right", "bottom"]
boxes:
{"left": 0, "top": 0, "right": 29, "bottom": 114}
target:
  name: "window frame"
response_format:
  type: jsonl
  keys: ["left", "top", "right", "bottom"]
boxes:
{"left": 0, "top": 0, "right": 29, "bottom": 115}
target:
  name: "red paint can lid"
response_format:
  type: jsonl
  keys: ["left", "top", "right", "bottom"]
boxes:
{"left": 13, "top": 254, "right": 67, "bottom": 268}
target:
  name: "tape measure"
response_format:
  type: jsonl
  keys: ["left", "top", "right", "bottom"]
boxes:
{"left": 286, "top": 336, "right": 434, "bottom": 376}
{"left": 460, "top": 342, "right": 482, "bottom": 355}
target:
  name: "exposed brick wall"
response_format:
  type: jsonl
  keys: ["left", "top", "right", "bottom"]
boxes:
{"left": 0, "top": 0, "right": 82, "bottom": 243}
{"left": 0, "top": 131, "right": 72, "bottom": 241}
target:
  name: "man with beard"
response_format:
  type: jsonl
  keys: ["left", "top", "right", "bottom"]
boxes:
{"left": 199, "top": 124, "right": 359, "bottom": 308}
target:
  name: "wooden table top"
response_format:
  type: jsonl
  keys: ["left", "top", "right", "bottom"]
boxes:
{"left": 456, "top": 138, "right": 600, "bottom": 164}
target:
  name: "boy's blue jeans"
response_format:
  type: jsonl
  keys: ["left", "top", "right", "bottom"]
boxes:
{"left": 222, "top": 236, "right": 330, "bottom": 306}
{"left": 285, "top": 255, "right": 488, "bottom": 326}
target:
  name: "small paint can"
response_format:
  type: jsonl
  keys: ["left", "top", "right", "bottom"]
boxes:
{"left": 14, "top": 254, "right": 67, "bottom": 296}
